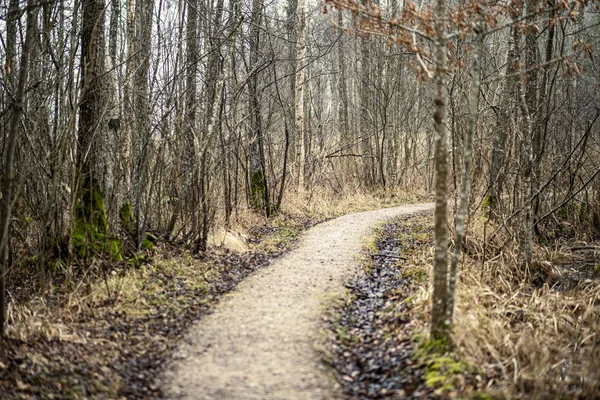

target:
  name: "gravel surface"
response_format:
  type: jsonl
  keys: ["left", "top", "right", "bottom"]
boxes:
{"left": 163, "top": 204, "right": 433, "bottom": 400}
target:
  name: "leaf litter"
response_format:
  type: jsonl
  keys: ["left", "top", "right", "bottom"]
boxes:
{"left": 324, "top": 214, "right": 482, "bottom": 399}
{"left": 0, "top": 213, "right": 323, "bottom": 399}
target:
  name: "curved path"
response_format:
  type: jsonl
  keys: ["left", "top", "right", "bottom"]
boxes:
{"left": 163, "top": 203, "right": 433, "bottom": 400}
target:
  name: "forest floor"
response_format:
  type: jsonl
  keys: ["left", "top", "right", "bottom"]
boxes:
{"left": 0, "top": 213, "right": 324, "bottom": 399}
{"left": 0, "top": 192, "right": 430, "bottom": 399}
{"left": 324, "top": 214, "right": 600, "bottom": 400}
{"left": 323, "top": 214, "right": 481, "bottom": 400}
{"left": 5, "top": 195, "right": 596, "bottom": 400}
{"left": 162, "top": 203, "right": 433, "bottom": 399}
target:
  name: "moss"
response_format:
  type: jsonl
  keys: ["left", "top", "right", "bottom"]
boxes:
{"left": 250, "top": 170, "right": 266, "bottom": 210}
{"left": 414, "top": 336, "right": 476, "bottom": 393}
{"left": 119, "top": 202, "right": 135, "bottom": 234}
{"left": 142, "top": 237, "right": 155, "bottom": 251}
{"left": 401, "top": 265, "right": 427, "bottom": 283}
{"left": 422, "top": 354, "right": 469, "bottom": 391}
{"left": 336, "top": 326, "right": 348, "bottom": 343}
{"left": 72, "top": 176, "right": 122, "bottom": 261}
{"left": 254, "top": 225, "right": 301, "bottom": 253}
{"left": 107, "top": 239, "right": 123, "bottom": 260}
{"left": 126, "top": 252, "right": 148, "bottom": 268}
{"left": 471, "top": 394, "right": 494, "bottom": 400}
{"left": 418, "top": 337, "right": 452, "bottom": 353}
{"left": 76, "top": 176, "right": 108, "bottom": 234}
{"left": 481, "top": 194, "right": 494, "bottom": 219}
{"left": 363, "top": 231, "right": 381, "bottom": 257}
{"left": 72, "top": 217, "right": 122, "bottom": 261}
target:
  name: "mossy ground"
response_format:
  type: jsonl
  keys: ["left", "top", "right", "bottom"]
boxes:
{"left": 72, "top": 176, "right": 123, "bottom": 261}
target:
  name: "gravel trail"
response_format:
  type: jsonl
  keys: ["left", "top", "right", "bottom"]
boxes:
{"left": 163, "top": 204, "right": 433, "bottom": 400}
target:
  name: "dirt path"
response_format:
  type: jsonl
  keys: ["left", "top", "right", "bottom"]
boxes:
{"left": 163, "top": 204, "right": 433, "bottom": 400}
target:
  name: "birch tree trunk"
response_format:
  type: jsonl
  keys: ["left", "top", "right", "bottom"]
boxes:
{"left": 295, "top": 0, "right": 306, "bottom": 193}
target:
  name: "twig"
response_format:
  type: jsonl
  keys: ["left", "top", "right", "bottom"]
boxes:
{"left": 370, "top": 253, "right": 408, "bottom": 260}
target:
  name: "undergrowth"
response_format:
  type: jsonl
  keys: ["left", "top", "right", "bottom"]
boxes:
{"left": 2, "top": 189, "right": 430, "bottom": 399}
{"left": 1, "top": 211, "right": 317, "bottom": 399}
{"left": 409, "top": 213, "right": 600, "bottom": 399}
{"left": 326, "top": 208, "right": 600, "bottom": 400}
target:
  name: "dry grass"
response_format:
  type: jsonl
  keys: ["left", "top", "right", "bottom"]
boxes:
{"left": 6, "top": 298, "right": 67, "bottom": 341}
{"left": 279, "top": 186, "right": 431, "bottom": 218}
{"left": 2, "top": 186, "right": 431, "bottom": 391}
{"left": 411, "top": 215, "right": 600, "bottom": 399}
{"left": 206, "top": 186, "right": 431, "bottom": 254}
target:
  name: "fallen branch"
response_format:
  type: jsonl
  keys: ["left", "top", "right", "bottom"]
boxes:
{"left": 369, "top": 253, "right": 408, "bottom": 260}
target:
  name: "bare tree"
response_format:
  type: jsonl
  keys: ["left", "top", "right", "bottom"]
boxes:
{"left": 0, "top": 0, "right": 38, "bottom": 337}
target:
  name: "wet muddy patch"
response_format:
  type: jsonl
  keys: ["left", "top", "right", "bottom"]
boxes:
{"left": 323, "top": 213, "right": 444, "bottom": 399}
{"left": 534, "top": 244, "right": 600, "bottom": 292}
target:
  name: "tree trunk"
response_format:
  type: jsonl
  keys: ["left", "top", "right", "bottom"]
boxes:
{"left": 430, "top": 0, "right": 450, "bottom": 342}
{"left": 248, "top": 0, "right": 270, "bottom": 214}
{"left": 183, "top": 0, "right": 199, "bottom": 235}
{"left": 515, "top": 28, "right": 534, "bottom": 270}
{"left": 446, "top": 28, "right": 483, "bottom": 324}
{"left": 76, "top": 0, "right": 109, "bottom": 258}
{"left": 123, "top": 0, "right": 135, "bottom": 198}
{"left": 295, "top": 0, "right": 306, "bottom": 193}
{"left": 337, "top": 13, "right": 350, "bottom": 150}
{"left": 488, "top": 27, "right": 517, "bottom": 215}
{"left": 0, "top": 0, "right": 38, "bottom": 338}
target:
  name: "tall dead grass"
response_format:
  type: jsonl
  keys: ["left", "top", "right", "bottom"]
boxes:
{"left": 278, "top": 186, "right": 431, "bottom": 218}
{"left": 218, "top": 186, "right": 431, "bottom": 246}
{"left": 413, "top": 216, "right": 600, "bottom": 399}
{"left": 6, "top": 298, "right": 67, "bottom": 341}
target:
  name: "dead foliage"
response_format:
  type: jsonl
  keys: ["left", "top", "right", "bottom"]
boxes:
{"left": 411, "top": 214, "right": 600, "bottom": 399}
{"left": 0, "top": 212, "right": 323, "bottom": 399}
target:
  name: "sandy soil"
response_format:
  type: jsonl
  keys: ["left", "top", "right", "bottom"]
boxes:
{"left": 163, "top": 204, "right": 433, "bottom": 400}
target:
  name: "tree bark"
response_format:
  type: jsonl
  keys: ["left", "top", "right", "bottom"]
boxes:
{"left": 248, "top": 0, "right": 270, "bottom": 214}
{"left": 132, "top": 0, "right": 153, "bottom": 248}
{"left": 488, "top": 27, "right": 517, "bottom": 214}
{"left": 295, "top": 0, "right": 306, "bottom": 193}
{"left": 77, "top": 0, "right": 108, "bottom": 230}
{"left": 430, "top": 0, "right": 450, "bottom": 342}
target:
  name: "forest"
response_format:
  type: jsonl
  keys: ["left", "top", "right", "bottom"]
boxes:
{"left": 0, "top": 0, "right": 599, "bottom": 398}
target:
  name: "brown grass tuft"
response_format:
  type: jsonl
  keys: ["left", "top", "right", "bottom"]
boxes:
{"left": 412, "top": 215, "right": 600, "bottom": 399}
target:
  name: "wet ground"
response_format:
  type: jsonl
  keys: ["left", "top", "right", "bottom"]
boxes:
{"left": 324, "top": 214, "right": 447, "bottom": 399}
